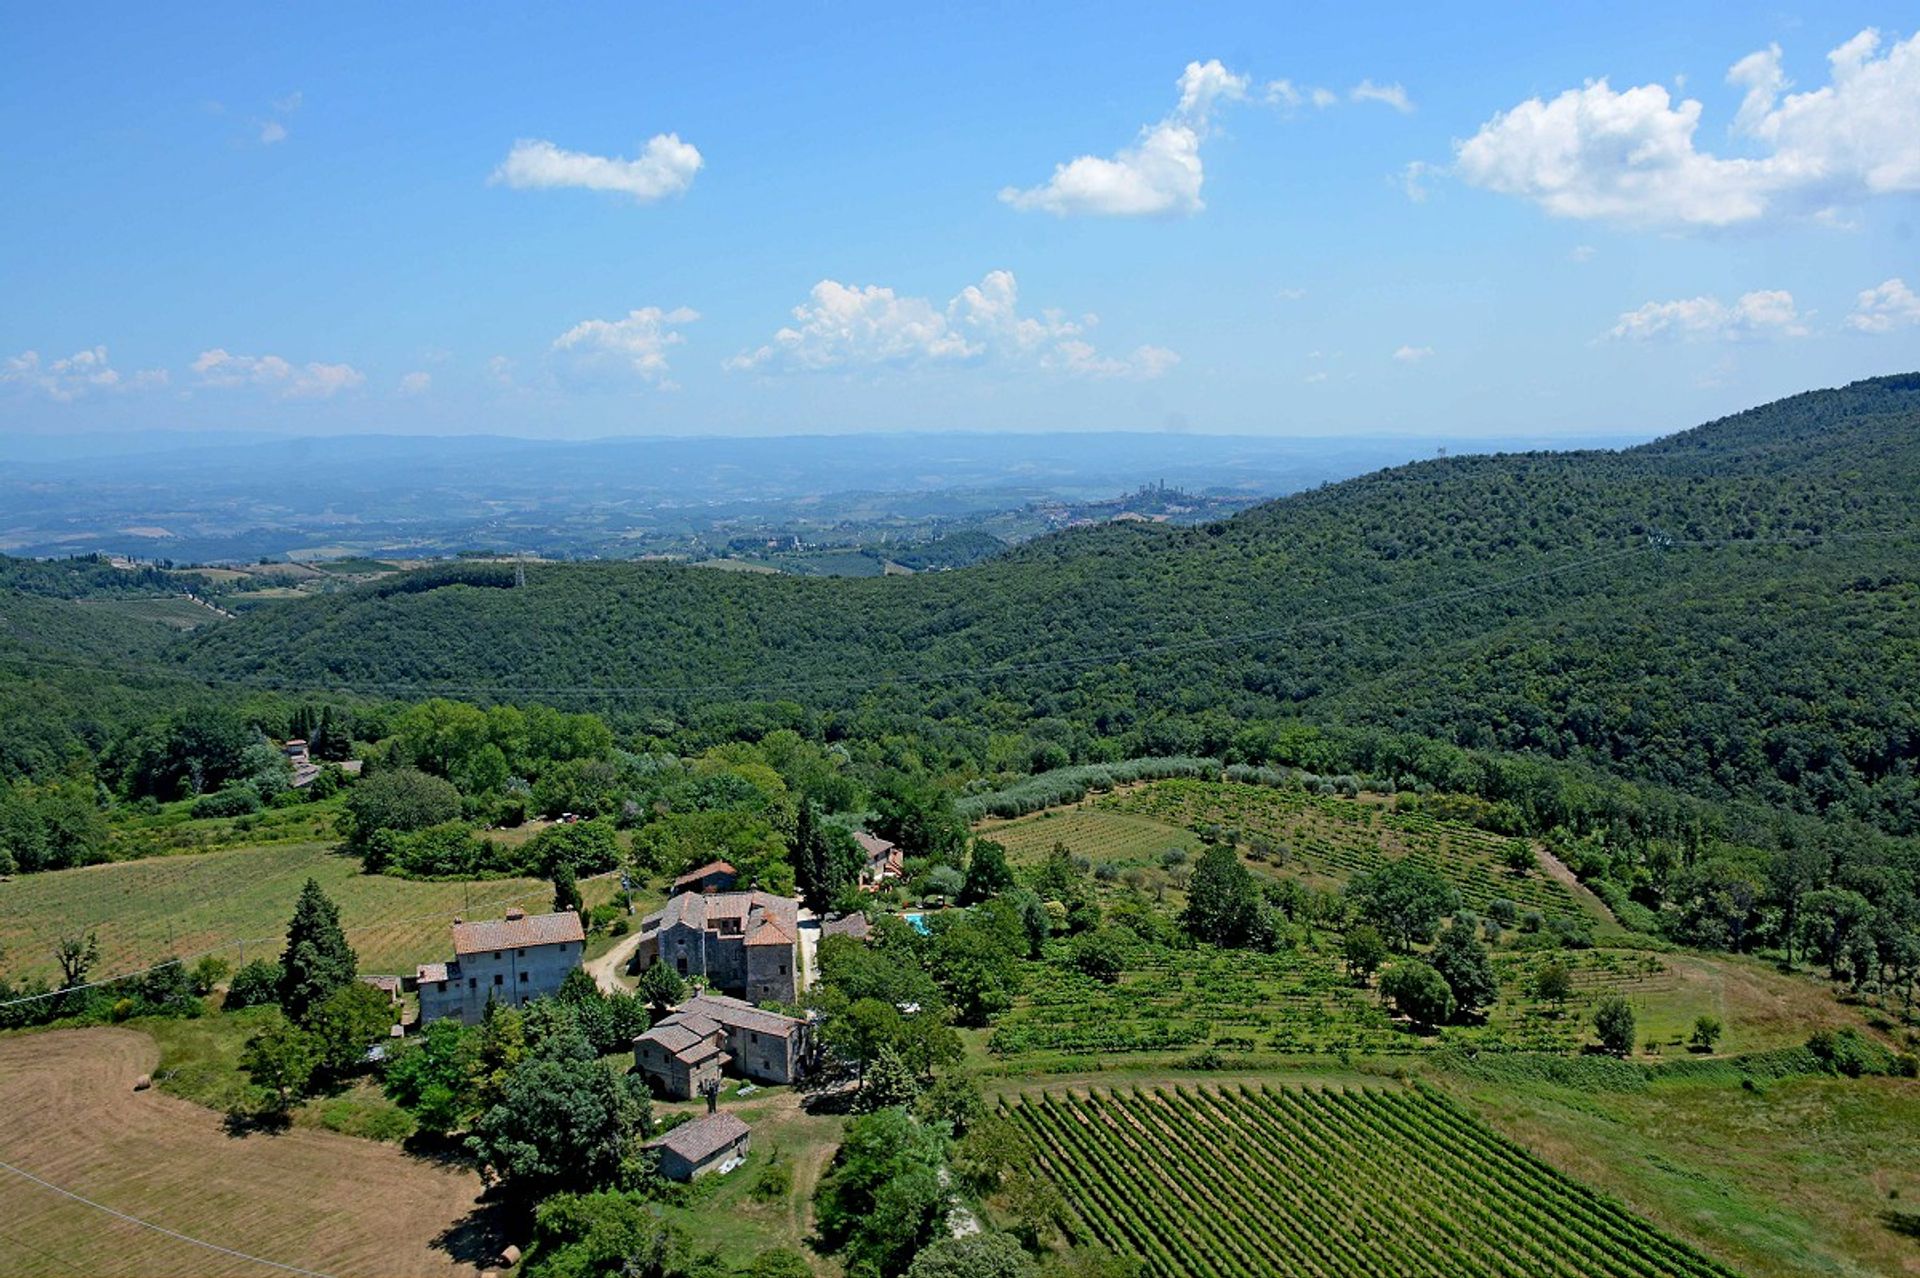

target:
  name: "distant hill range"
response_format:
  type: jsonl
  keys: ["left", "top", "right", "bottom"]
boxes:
{"left": 0, "top": 428, "right": 1634, "bottom": 563}
{"left": 7, "top": 375, "right": 1919, "bottom": 832}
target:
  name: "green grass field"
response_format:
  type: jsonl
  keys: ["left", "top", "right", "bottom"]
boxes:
{"left": 0, "top": 842, "right": 572, "bottom": 985}
{"left": 1445, "top": 1072, "right": 1920, "bottom": 1278}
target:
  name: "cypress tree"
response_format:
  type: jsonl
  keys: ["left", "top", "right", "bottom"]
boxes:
{"left": 552, "top": 860, "right": 583, "bottom": 917}
{"left": 278, "top": 878, "right": 357, "bottom": 1022}
{"left": 793, "top": 800, "right": 825, "bottom": 910}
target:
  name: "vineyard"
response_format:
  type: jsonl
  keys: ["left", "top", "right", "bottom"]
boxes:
{"left": 987, "top": 933, "right": 1674, "bottom": 1060}
{"left": 981, "top": 807, "right": 1199, "bottom": 866}
{"left": 1004, "top": 1083, "right": 1739, "bottom": 1278}
{"left": 0, "top": 842, "right": 591, "bottom": 986}
{"left": 1097, "top": 780, "right": 1590, "bottom": 917}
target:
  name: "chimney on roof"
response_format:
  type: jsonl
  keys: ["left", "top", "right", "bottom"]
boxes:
{"left": 505, "top": 907, "right": 527, "bottom": 921}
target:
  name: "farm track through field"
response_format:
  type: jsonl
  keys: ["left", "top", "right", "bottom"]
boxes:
{"left": 0, "top": 1028, "right": 493, "bottom": 1278}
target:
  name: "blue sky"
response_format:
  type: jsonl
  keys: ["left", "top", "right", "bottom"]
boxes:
{"left": 4, "top": 2, "right": 1919, "bottom": 441}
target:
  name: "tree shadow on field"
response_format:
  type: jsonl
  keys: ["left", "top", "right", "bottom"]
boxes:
{"left": 221, "top": 1108, "right": 292, "bottom": 1139}
{"left": 1882, "top": 1209, "right": 1920, "bottom": 1240}
{"left": 401, "top": 1128, "right": 476, "bottom": 1170}
{"left": 431, "top": 1196, "right": 523, "bottom": 1269}
{"left": 799, "top": 1079, "right": 861, "bottom": 1116}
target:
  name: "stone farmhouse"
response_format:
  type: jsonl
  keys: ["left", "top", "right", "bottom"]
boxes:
{"left": 633, "top": 992, "right": 812, "bottom": 1100}
{"left": 411, "top": 907, "right": 585, "bottom": 1025}
{"left": 649, "top": 1112, "right": 751, "bottom": 1181}
{"left": 855, "top": 830, "right": 904, "bottom": 890}
{"left": 633, "top": 890, "right": 800, "bottom": 1004}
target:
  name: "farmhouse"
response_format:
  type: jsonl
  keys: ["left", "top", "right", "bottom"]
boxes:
{"left": 633, "top": 890, "right": 801, "bottom": 1004}
{"left": 672, "top": 859, "right": 739, "bottom": 896}
{"left": 648, "top": 1112, "right": 751, "bottom": 1181}
{"left": 855, "top": 830, "right": 903, "bottom": 890}
{"left": 411, "top": 907, "right": 585, "bottom": 1025}
{"left": 633, "top": 993, "right": 811, "bottom": 1100}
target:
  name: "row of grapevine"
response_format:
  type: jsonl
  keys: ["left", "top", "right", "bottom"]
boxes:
{"left": 1003, "top": 1083, "right": 1740, "bottom": 1278}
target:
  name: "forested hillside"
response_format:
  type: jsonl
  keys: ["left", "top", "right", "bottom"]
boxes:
{"left": 165, "top": 375, "right": 1920, "bottom": 833}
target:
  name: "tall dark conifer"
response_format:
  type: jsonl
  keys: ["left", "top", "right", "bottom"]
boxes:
{"left": 278, "top": 877, "right": 357, "bottom": 1022}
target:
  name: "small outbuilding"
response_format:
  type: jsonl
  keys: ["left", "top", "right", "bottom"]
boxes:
{"left": 649, "top": 1111, "right": 751, "bottom": 1182}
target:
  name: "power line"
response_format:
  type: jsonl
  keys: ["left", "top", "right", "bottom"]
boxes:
{"left": 0, "top": 1157, "right": 337, "bottom": 1278}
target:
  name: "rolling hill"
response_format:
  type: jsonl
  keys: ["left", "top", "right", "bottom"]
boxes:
{"left": 7, "top": 375, "right": 1917, "bottom": 833}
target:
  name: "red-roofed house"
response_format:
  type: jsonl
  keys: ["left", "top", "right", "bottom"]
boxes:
{"left": 410, "top": 907, "right": 585, "bottom": 1025}
{"left": 671, "top": 860, "right": 739, "bottom": 896}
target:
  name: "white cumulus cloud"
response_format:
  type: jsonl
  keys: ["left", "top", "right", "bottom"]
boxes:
{"left": 192, "top": 348, "right": 364, "bottom": 397}
{"left": 1001, "top": 60, "right": 1247, "bottom": 217}
{"left": 398, "top": 371, "right": 432, "bottom": 395}
{"left": 1453, "top": 28, "right": 1920, "bottom": 227}
{"left": 492, "top": 134, "right": 703, "bottom": 203}
{"left": 729, "top": 270, "right": 1177, "bottom": 380}
{"left": 1393, "top": 345, "right": 1434, "bottom": 362}
{"left": 1848, "top": 278, "right": 1920, "bottom": 332}
{"left": 1351, "top": 80, "right": 1415, "bottom": 113}
{"left": 0, "top": 346, "right": 166, "bottom": 401}
{"left": 1606, "top": 290, "right": 1808, "bottom": 340}
{"left": 552, "top": 307, "right": 699, "bottom": 386}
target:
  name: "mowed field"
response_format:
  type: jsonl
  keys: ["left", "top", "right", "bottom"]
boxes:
{"left": 1006, "top": 1082, "right": 1739, "bottom": 1278}
{"left": 0, "top": 842, "right": 568, "bottom": 986}
{"left": 0, "top": 1028, "right": 492, "bottom": 1277}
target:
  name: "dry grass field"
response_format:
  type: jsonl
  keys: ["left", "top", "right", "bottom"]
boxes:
{"left": 0, "top": 1028, "right": 494, "bottom": 1277}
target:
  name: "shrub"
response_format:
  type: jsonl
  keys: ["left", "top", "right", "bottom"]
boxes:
{"left": 224, "top": 959, "right": 284, "bottom": 1010}
{"left": 1688, "top": 1015, "right": 1723, "bottom": 1053}
{"left": 1593, "top": 994, "right": 1636, "bottom": 1056}
{"left": 191, "top": 785, "right": 262, "bottom": 819}
{"left": 752, "top": 1160, "right": 793, "bottom": 1203}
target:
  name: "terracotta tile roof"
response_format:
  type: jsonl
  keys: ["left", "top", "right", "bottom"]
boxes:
{"left": 854, "top": 831, "right": 899, "bottom": 860}
{"left": 414, "top": 962, "right": 450, "bottom": 983}
{"left": 673, "top": 860, "right": 737, "bottom": 889}
{"left": 745, "top": 918, "right": 795, "bottom": 947}
{"left": 674, "top": 1013, "right": 721, "bottom": 1038}
{"left": 637, "top": 1021, "right": 726, "bottom": 1062}
{"left": 681, "top": 993, "right": 807, "bottom": 1038}
{"left": 642, "top": 891, "right": 798, "bottom": 938}
{"left": 450, "top": 909, "right": 585, "bottom": 955}
{"left": 649, "top": 1112, "right": 749, "bottom": 1163}
{"left": 821, "top": 913, "right": 872, "bottom": 941}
